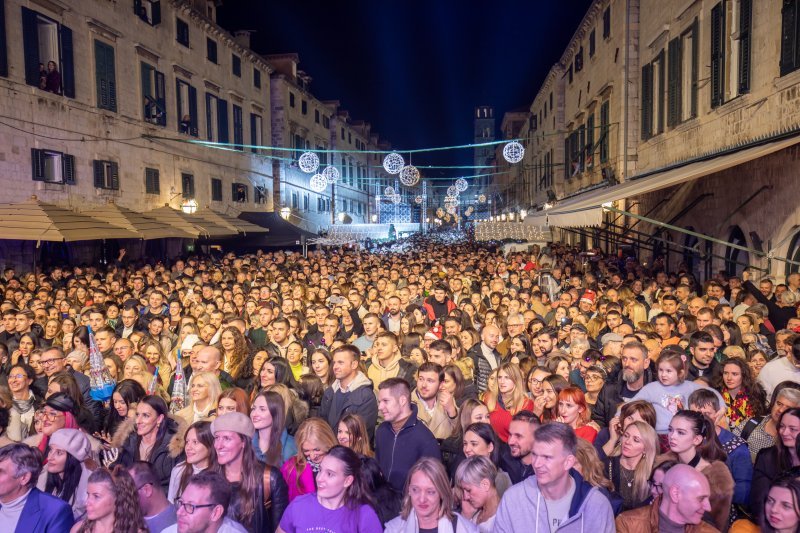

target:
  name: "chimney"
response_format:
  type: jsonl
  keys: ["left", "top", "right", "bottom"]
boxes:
{"left": 234, "top": 30, "right": 252, "bottom": 50}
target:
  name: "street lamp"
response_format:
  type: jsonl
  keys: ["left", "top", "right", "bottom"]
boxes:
{"left": 338, "top": 212, "right": 346, "bottom": 223}
{"left": 280, "top": 207, "right": 291, "bottom": 219}
{"left": 520, "top": 209, "right": 527, "bottom": 220}
{"left": 371, "top": 214, "right": 378, "bottom": 223}
{"left": 181, "top": 199, "right": 198, "bottom": 214}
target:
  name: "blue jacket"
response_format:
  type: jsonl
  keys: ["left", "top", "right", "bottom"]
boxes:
{"left": 14, "top": 487, "right": 74, "bottom": 533}
{"left": 375, "top": 404, "right": 441, "bottom": 491}
{"left": 719, "top": 428, "right": 753, "bottom": 506}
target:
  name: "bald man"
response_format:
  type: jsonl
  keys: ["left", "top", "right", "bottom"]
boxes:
{"left": 467, "top": 324, "right": 501, "bottom": 393}
{"left": 616, "top": 464, "right": 718, "bottom": 532}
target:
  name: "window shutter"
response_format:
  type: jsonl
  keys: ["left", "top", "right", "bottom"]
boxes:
{"left": 93, "top": 160, "right": 104, "bottom": 188}
{"left": 233, "top": 105, "right": 243, "bottom": 150}
{"left": 188, "top": 85, "right": 198, "bottom": 136}
{"left": 231, "top": 183, "right": 237, "bottom": 202}
{"left": 667, "top": 37, "right": 681, "bottom": 127}
{"left": 151, "top": 1, "right": 161, "bottom": 26}
{"left": 250, "top": 113, "right": 257, "bottom": 152}
{"left": 710, "top": 2, "right": 725, "bottom": 108}
{"left": 690, "top": 19, "right": 699, "bottom": 118}
{"left": 31, "top": 148, "right": 45, "bottom": 181}
{"left": 781, "top": 0, "right": 798, "bottom": 76}
{"left": 739, "top": 0, "right": 753, "bottom": 93}
{"left": 155, "top": 70, "right": 166, "bottom": 126}
{"left": 59, "top": 25, "right": 75, "bottom": 98}
{"left": 95, "top": 41, "right": 116, "bottom": 111}
{"left": 205, "top": 94, "right": 214, "bottom": 141}
{"left": 0, "top": 0, "right": 8, "bottom": 77}
{"left": 641, "top": 62, "right": 653, "bottom": 139}
{"left": 21, "top": 7, "right": 40, "bottom": 86}
{"left": 656, "top": 50, "right": 666, "bottom": 133}
{"left": 218, "top": 99, "right": 229, "bottom": 143}
{"left": 63, "top": 154, "right": 76, "bottom": 184}
{"left": 175, "top": 79, "right": 182, "bottom": 130}
{"left": 110, "top": 162, "right": 119, "bottom": 190}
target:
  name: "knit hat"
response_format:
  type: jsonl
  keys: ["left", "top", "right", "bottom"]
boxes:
{"left": 49, "top": 428, "right": 92, "bottom": 462}
{"left": 425, "top": 326, "right": 443, "bottom": 341}
{"left": 46, "top": 392, "right": 76, "bottom": 415}
{"left": 210, "top": 412, "right": 255, "bottom": 438}
{"left": 181, "top": 334, "right": 200, "bottom": 351}
{"left": 580, "top": 290, "right": 596, "bottom": 304}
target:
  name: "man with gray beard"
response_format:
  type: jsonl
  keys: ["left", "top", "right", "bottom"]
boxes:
{"left": 589, "top": 341, "right": 655, "bottom": 430}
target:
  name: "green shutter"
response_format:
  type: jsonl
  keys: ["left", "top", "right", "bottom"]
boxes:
{"left": 95, "top": 41, "right": 117, "bottom": 111}
{"left": 60, "top": 25, "right": 74, "bottom": 98}
{"left": 31, "top": 149, "right": 44, "bottom": 181}
{"left": 641, "top": 63, "right": 653, "bottom": 139}
{"left": 656, "top": 50, "right": 665, "bottom": 133}
{"left": 21, "top": 7, "right": 40, "bottom": 86}
{"left": 110, "top": 162, "right": 119, "bottom": 190}
{"left": 710, "top": 3, "right": 725, "bottom": 108}
{"left": 93, "top": 160, "right": 104, "bottom": 188}
{"left": 690, "top": 19, "right": 699, "bottom": 118}
{"left": 63, "top": 154, "right": 75, "bottom": 184}
{"left": 781, "top": 0, "right": 798, "bottom": 76}
{"left": 739, "top": 0, "right": 753, "bottom": 93}
{"left": 667, "top": 37, "right": 681, "bottom": 127}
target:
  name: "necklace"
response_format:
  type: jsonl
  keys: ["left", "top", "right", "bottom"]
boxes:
{"left": 620, "top": 465, "right": 635, "bottom": 488}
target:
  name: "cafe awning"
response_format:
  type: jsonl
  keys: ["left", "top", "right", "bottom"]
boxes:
{"left": 143, "top": 205, "right": 237, "bottom": 238}
{"left": 81, "top": 203, "right": 195, "bottom": 240}
{"left": 192, "top": 208, "right": 268, "bottom": 235}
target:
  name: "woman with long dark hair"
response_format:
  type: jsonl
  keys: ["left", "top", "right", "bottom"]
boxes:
{"left": 251, "top": 390, "right": 296, "bottom": 467}
{"left": 751, "top": 407, "right": 800, "bottom": 523}
{"left": 70, "top": 466, "right": 147, "bottom": 533}
{"left": 310, "top": 348, "right": 334, "bottom": 389}
{"left": 102, "top": 380, "right": 146, "bottom": 439}
{"left": 167, "top": 420, "right": 220, "bottom": 502}
{"left": 38, "top": 428, "right": 95, "bottom": 521}
{"left": 337, "top": 413, "right": 373, "bottom": 457}
{"left": 759, "top": 477, "right": 800, "bottom": 533}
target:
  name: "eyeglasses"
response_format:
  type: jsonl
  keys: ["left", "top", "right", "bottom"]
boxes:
{"left": 40, "top": 357, "right": 65, "bottom": 366}
{"left": 7, "top": 373, "right": 26, "bottom": 380}
{"left": 585, "top": 374, "right": 604, "bottom": 382}
{"left": 175, "top": 499, "right": 217, "bottom": 514}
{"left": 42, "top": 410, "right": 64, "bottom": 421}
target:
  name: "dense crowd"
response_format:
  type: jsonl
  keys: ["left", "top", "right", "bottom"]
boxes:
{"left": 1, "top": 237, "right": 800, "bottom": 533}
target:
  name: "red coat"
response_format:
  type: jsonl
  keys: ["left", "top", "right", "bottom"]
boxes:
{"left": 490, "top": 397, "right": 535, "bottom": 442}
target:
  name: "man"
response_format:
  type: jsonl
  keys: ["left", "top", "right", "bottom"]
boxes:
{"left": 653, "top": 312, "right": 681, "bottom": 346}
{"left": 0, "top": 444, "right": 74, "bottom": 532}
{"left": 535, "top": 327, "right": 557, "bottom": 361}
{"left": 165, "top": 471, "right": 247, "bottom": 533}
{"left": 411, "top": 362, "right": 458, "bottom": 439}
{"left": 375, "top": 378, "right": 440, "bottom": 491}
{"left": 34, "top": 346, "right": 102, "bottom": 420}
{"left": 743, "top": 271, "right": 798, "bottom": 331}
{"left": 319, "top": 345, "right": 378, "bottom": 439}
{"left": 382, "top": 295, "right": 403, "bottom": 334}
{"left": 263, "top": 317, "right": 293, "bottom": 358}
{"left": 427, "top": 339, "right": 454, "bottom": 367}
{"left": 93, "top": 325, "right": 117, "bottom": 357}
{"left": 695, "top": 307, "right": 716, "bottom": 330}
{"left": 759, "top": 336, "right": 800, "bottom": 399}
{"left": 116, "top": 304, "right": 142, "bottom": 339}
{"left": 142, "top": 290, "right": 169, "bottom": 326}
{"left": 502, "top": 411, "right": 540, "bottom": 484}
{"left": 247, "top": 306, "right": 273, "bottom": 349}
{"left": 146, "top": 316, "right": 175, "bottom": 355}
{"left": 688, "top": 297, "right": 706, "bottom": 317}
{"left": 366, "top": 331, "right": 417, "bottom": 392}
{"left": 442, "top": 316, "right": 463, "bottom": 338}
{"left": 353, "top": 313, "right": 382, "bottom": 353}
{"left": 494, "top": 423, "right": 615, "bottom": 532}
{"left": 113, "top": 338, "right": 135, "bottom": 362}
{"left": 86, "top": 307, "right": 106, "bottom": 332}
{"left": 687, "top": 331, "right": 720, "bottom": 381}
{"left": 615, "top": 464, "right": 716, "bottom": 532}
{"left": 129, "top": 461, "right": 177, "bottom": 531}
{"left": 422, "top": 283, "right": 457, "bottom": 322}
{"left": 468, "top": 324, "right": 502, "bottom": 393}
{"left": 169, "top": 346, "right": 234, "bottom": 395}
{"left": 591, "top": 341, "right": 654, "bottom": 429}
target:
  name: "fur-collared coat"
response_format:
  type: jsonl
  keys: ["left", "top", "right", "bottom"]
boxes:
{"left": 111, "top": 414, "right": 186, "bottom": 490}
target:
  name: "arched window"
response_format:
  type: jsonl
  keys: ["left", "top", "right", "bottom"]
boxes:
{"left": 725, "top": 226, "right": 749, "bottom": 276}
{"left": 786, "top": 229, "right": 800, "bottom": 277}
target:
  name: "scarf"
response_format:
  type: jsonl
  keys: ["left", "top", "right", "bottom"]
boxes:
{"left": 723, "top": 388, "right": 754, "bottom": 428}
{"left": 12, "top": 392, "right": 36, "bottom": 415}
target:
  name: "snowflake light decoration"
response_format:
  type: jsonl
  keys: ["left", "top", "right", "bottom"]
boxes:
{"left": 384, "top": 186, "right": 395, "bottom": 196}
{"left": 322, "top": 166, "right": 340, "bottom": 184}
{"left": 309, "top": 174, "right": 327, "bottom": 192}
{"left": 503, "top": 141, "right": 525, "bottom": 164}
{"left": 455, "top": 178, "right": 468, "bottom": 192}
{"left": 383, "top": 153, "right": 405, "bottom": 174}
{"left": 444, "top": 197, "right": 458, "bottom": 209}
{"left": 399, "top": 165, "right": 420, "bottom": 186}
{"left": 436, "top": 208, "right": 445, "bottom": 218}
{"left": 298, "top": 152, "right": 320, "bottom": 174}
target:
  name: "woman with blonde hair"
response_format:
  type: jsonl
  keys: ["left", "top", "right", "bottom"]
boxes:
{"left": 140, "top": 341, "right": 171, "bottom": 389}
{"left": 175, "top": 371, "right": 221, "bottom": 423}
{"left": 487, "top": 362, "right": 533, "bottom": 442}
{"left": 627, "top": 301, "right": 649, "bottom": 328}
{"left": 280, "top": 417, "right": 338, "bottom": 501}
{"left": 385, "top": 457, "right": 476, "bottom": 532}
{"left": 603, "top": 420, "right": 658, "bottom": 511}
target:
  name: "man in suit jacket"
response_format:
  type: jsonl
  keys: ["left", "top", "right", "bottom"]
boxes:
{"left": 0, "top": 444, "right": 74, "bottom": 532}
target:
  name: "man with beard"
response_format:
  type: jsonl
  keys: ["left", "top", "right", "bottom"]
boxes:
{"left": 590, "top": 342, "right": 654, "bottom": 429}
{"left": 410, "top": 362, "right": 458, "bottom": 439}
{"left": 501, "top": 411, "right": 541, "bottom": 484}
{"left": 381, "top": 295, "right": 403, "bottom": 334}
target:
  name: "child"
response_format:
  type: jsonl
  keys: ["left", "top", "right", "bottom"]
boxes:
{"left": 626, "top": 348, "right": 725, "bottom": 433}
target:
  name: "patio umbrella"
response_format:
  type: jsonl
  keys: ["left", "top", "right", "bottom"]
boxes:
{"left": 0, "top": 196, "right": 141, "bottom": 241}
{"left": 81, "top": 202, "right": 195, "bottom": 240}
{"left": 193, "top": 207, "right": 268, "bottom": 235}
{"left": 144, "top": 205, "right": 237, "bottom": 238}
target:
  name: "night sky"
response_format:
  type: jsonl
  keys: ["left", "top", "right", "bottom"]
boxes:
{"left": 218, "top": 1, "right": 593, "bottom": 184}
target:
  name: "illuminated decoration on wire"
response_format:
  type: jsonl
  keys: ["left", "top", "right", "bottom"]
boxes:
{"left": 309, "top": 174, "right": 327, "bottom": 192}
{"left": 447, "top": 206, "right": 457, "bottom": 215}
{"left": 436, "top": 207, "right": 445, "bottom": 218}
{"left": 414, "top": 195, "right": 423, "bottom": 204}
{"left": 446, "top": 185, "right": 458, "bottom": 197}
{"left": 384, "top": 186, "right": 395, "bottom": 196}
{"left": 383, "top": 152, "right": 405, "bottom": 174}
{"left": 502, "top": 141, "right": 525, "bottom": 164}
{"left": 464, "top": 206, "right": 474, "bottom": 216}
{"left": 455, "top": 178, "right": 468, "bottom": 192}
{"left": 392, "top": 194, "right": 401, "bottom": 204}
{"left": 322, "top": 166, "right": 340, "bottom": 184}
{"left": 444, "top": 197, "right": 458, "bottom": 209}
{"left": 399, "top": 165, "right": 420, "bottom": 186}
{"left": 298, "top": 152, "right": 320, "bottom": 173}
{"left": 478, "top": 194, "right": 487, "bottom": 203}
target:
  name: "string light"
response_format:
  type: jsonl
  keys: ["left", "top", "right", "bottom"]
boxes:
{"left": 455, "top": 178, "right": 468, "bottom": 192}
{"left": 446, "top": 185, "right": 458, "bottom": 197}
{"left": 298, "top": 152, "right": 320, "bottom": 173}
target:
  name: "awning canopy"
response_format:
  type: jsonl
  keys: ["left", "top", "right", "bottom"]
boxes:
{"left": 143, "top": 206, "right": 237, "bottom": 238}
{"left": 545, "top": 135, "right": 800, "bottom": 228}
{"left": 474, "top": 221, "right": 552, "bottom": 242}
{"left": 193, "top": 208, "right": 268, "bottom": 235}
{"left": 0, "top": 196, "right": 141, "bottom": 242}
{"left": 80, "top": 203, "right": 195, "bottom": 240}
{"left": 237, "top": 212, "right": 316, "bottom": 247}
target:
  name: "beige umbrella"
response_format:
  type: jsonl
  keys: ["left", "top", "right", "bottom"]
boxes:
{"left": 193, "top": 207, "right": 268, "bottom": 235}
{"left": 0, "top": 196, "right": 141, "bottom": 242}
{"left": 80, "top": 202, "right": 195, "bottom": 240}
{"left": 143, "top": 205, "right": 236, "bottom": 238}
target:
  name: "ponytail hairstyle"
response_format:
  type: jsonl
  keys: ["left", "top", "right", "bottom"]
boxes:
{"left": 325, "top": 445, "right": 376, "bottom": 510}
{"left": 656, "top": 347, "right": 688, "bottom": 384}
{"left": 672, "top": 409, "right": 727, "bottom": 463}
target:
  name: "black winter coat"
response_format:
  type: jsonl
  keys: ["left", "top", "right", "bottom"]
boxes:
{"left": 590, "top": 366, "right": 656, "bottom": 428}
{"left": 112, "top": 415, "right": 186, "bottom": 490}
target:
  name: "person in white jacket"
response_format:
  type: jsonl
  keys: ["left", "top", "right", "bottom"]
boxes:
{"left": 385, "top": 457, "right": 477, "bottom": 533}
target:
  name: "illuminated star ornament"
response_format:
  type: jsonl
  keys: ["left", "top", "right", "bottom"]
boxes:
{"left": 503, "top": 141, "right": 525, "bottom": 164}
{"left": 298, "top": 152, "right": 320, "bottom": 173}
{"left": 383, "top": 152, "right": 405, "bottom": 174}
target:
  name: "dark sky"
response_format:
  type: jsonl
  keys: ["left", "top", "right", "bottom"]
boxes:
{"left": 218, "top": 1, "right": 593, "bottom": 186}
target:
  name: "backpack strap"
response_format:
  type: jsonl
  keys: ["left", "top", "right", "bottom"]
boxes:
{"left": 263, "top": 467, "right": 272, "bottom": 509}
{"left": 451, "top": 513, "right": 459, "bottom": 532}
{"left": 739, "top": 417, "right": 761, "bottom": 442}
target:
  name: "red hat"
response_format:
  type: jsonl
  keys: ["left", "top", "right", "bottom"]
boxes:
{"left": 425, "top": 326, "right": 443, "bottom": 340}
{"left": 580, "top": 290, "right": 596, "bottom": 304}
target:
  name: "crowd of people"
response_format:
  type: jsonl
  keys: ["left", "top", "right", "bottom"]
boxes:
{"left": 1, "top": 236, "right": 800, "bottom": 533}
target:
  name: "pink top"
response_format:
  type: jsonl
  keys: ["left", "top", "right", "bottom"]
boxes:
{"left": 280, "top": 457, "right": 316, "bottom": 502}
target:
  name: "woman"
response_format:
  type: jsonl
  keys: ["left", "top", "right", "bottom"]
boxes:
{"left": 251, "top": 390, "right": 297, "bottom": 467}
{"left": 70, "top": 466, "right": 146, "bottom": 533}
{"left": 102, "top": 380, "right": 146, "bottom": 438}
{"left": 751, "top": 407, "right": 800, "bottom": 523}
{"left": 235, "top": 349, "right": 267, "bottom": 394}
{"left": 461, "top": 423, "right": 512, "bottom": 496}
{"left": 310, "top": 348, "right": 334, "bottom": 389}
{"left": 286, "top": 341, "right": 309, "bottom": 381}
{"left": 385, "top": 456, "right": 477, "bottom": 533}
{"left": 122, "top": 355, "right": 148, "bottom": 381}
{"left": 42, "top": 319, "right": 60, "bottom": 347}
{"left": 755, "top": 477, "right": 800, "bottom": 533}
{"left": 47, "top": 371, "right": 95, "bottom": 434}
{"left": 175, "top": 371, "right": 221, "bottom": 423}
{"left": 258, "top": 357, "right": 297, "bottom": 393}
{"left": 487, "top": 362, "right": 533, "bottom": 442}
{"left": 278, "top": 445, "right": 382, "bottom": 532}
{"left": 6, "top": 363, "right": 41, "bottom": 441}
{"left": 714, "top": 358, "right": 768, "bottom": 429}
{"left": 454, "top": 456, "right": 500, "bottom": 533}
{"left": 599, "top": 400, "right": 657, "bottom": 461}
{"left": 212, "top": 412, "right": 289, "bottom": 532}
{"left": 583, "top": 364, "right": 606, "bottom": 406}
{"left": 103, "top": 354, "right": 123, "bottom": 382}
{"left": 556, "top": 387, "right": 597, "bottom": 443}
{"left": 72, "top": 326, "right": 90, "bottom": 355}
{"left": 25, "top": 392, "right": 80, "bottom": 452}
{"left": 167, "top": 421, "right": 219, "bottom": 502}
{"left": 734, "top": 384, "right": 800, "bottom": 461}
{"left": 140, "top": 341, "right": 171, "bottom": 389}
{"left": 538, "top": 374, "right": 569, "bottom": 422}
{"left": 747, "top": 349, "right": 769, "bottom": 380}
{"left": 38, "top": 428, "right": 95, "bottom": 521}
{"left": 545, "top": 355, "right": 571, "bottom": 381}
{"left": 281, "top": 417, "right": 338, "bottom": 501}
{"left": 508, "top": 334, "right": 533, "bottom": 361}
{"left": 217, "top": 387, "right": 250, "bottom": 416}
{"left": 219, "top": 326, "right": 249, "bottom": 379}
{"left": 112, "top": 395, "right": 183, "bottom": 490}
{"left": 337, "top": 413, "right": 373, "bottom": 457}
{"left": 664, "top": 409, "right": 735, "bottom": 531}
{"left": 11, "top": 332, "right": 38, "bottom": 365}
{"left": 442, "top": 364, "right": 477, "bottom": 407}
{"left": 603, "top": 420, "right": 658, "bottom": 511}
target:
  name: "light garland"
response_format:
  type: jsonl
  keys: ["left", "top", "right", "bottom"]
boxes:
{"left": 309, "top": 173, "right": 327, "bottom": 192}
{"left": 474, "top": 221, "right": 550, "bottom": 242}
{"left": 298, "top": 152, "right": 320, "bottom": 173}
{"left": 478, "top": 194, "right": 487, "bottom": 203}
{"left": 446, "top": 185, "right": 458, "bottom": 197}
{"left": 455, "top": 178, "right": 468, "bottom": 192}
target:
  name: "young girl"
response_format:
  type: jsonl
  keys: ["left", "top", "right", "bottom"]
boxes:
{"left": 629, "top": 348, "right": 725, "bottom": 433}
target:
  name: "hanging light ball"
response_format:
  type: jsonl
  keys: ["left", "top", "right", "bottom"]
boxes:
{"left": 446, "top": 185, "right": 458, "bottom": 197}
{"left": 392, "top": 194, "right": 401, "bottom": 204}
{"left": 478, "top": 194, "right": 487, "bottom": 203}
{"left": 384, "top": 186, "right": 395, "bottom": 196}
{"left": 503, "top": 141, "right": 525, "bottom": 164}
{"left": 399, "top": 165, "right": 420, "bottom": 186}
{"left": 414, "top": 195, "right": 423, "bottom": 204}
{"left": 298, "top": 152, "right": 320, "bottom": 173}
{"left": 455, "top": 178, "right": 468, "bottom": 192}
{"left": 383, "top": 152, "right": 405, "bottom": 174}
{"left": 309, "top": 174, "right": 327, "bottom": 192}
{"left": 322, "top": 166, "right": 340, "bottom": 184}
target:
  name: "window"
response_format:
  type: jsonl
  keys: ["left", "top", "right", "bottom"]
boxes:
{"left": 600, "top": 100, "right": 609, "bottom": 163}
{"left": 289, "top": 92, "right": 295, "bottom": 107}
{"left": 206, "top": 94, "right": 229, "bottom": 142}
{"left": 141, "top": 63, "right": 166, "bottom": 126}
{"left": 567, "top": 64, "right": 573, "bottom": 84}
{"left": 667, "top": 20, "right": 699, "bottom": 127}
{"left": 291, "top": 192, "right": 298, "bottom": 209}
{"left": 254, "top": 186, "right": 266, "bottom": 204}
{"left": 575, "top": 47, "right": 584, "bottom": 72}
{"left": 232, "top": 183, "right": 248, "bottom": 203}
{"left": 181, "top": 172, "right": 194, "bottom": 198}
{"left": 785, "top": 229, "right": 800, "bottom": 277}
{"left": 93, "top": 160, "right": 119, "bottom": 190}
{"left": 232, "top": 54, "right": 241, "bottom": 77}
{"left": 144, "top": 167, "right": 159, "bottom": 194}
{"left": 176, "top": 79, "right": 198, "bottom": 136}
{"left": 348, "top": 132, "right": 352, "bottom": 144}
{"left": 293, "top": 134, "right": 307, "bottom": 161}
{"left": 232, "top": 104, "right": 243, "bottom": 151}
{"left": 31, "top": 149, "right": 75, "bottom": 184}
{"left": 0, "top": 0, "right": 8, "bottom": 77}
{"left": 133, "top": 0, "right": 161, "bottom": 26}
{"left": 176, "top": 18, "right": 189, "bottom": 47}
{"left": 589, "top": 29, "right": 596, "bottom": 57}
{"left": 602, "top": 6, "right": 611, "bottom": 39}
{"left": 341, "top": 128, "right": 345, "bottom": 140}
{"left": 94, "top": 41, "right": 117, "bottom": 112}
{"left": 323, "top": 116, "right": 330, "bottom": 128}
{"left": 253, "top": 68, "right": 261, "bottom": 88}
{"left": 250, "top": 113, "right": 263, "bottom": 153}
{"left": 211, "top": 177, "right": 222, "bottom": 201}
{"left": 303, "top": 194, "right": 309, "bottom": 211}
{"left": 782, "top": 0, "right": 800, "bottom": 75}
{"left": 317, "top": 145, "right": 327, "bottom": 166}
{"left": 21, "top": 7, "right": 75, "bottom": 97}
{"left": 711, "top": 0, "right": 753, "bottom": 106}
{"left": 206, "top": 38, "right": 217, "bottom": 64}
{"left": 586, "top": 113, "right": 595, "bottom": 169}
{"left": 315, "top": 109, "right": 320, "bottom": 124}
{"left": 301, "top": 100, "right": 307, "bottom": 115}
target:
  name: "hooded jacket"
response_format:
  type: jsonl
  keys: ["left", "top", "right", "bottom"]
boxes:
{"left": 615, "top": 496, "right": 721, "bottom": 533}
{"left": 366, "top": 354, "right": 417, "bottom": 392}
{"left": 112, "top": 414, "right": 186, "bottom": 490}
{"left": 375, "top": 404, "right": 441, "bottom": 491}
{"left": 494, "top": 469, "right": 615, "bottom": 533}
{"left": 318, "top": 371, "right": 378, "bottom": 440}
